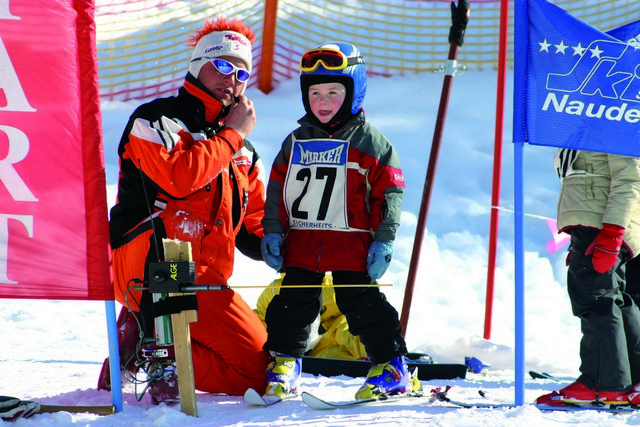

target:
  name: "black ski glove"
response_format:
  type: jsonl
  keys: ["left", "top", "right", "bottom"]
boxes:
{"left": 0, "top": 396, "right": 40, "bottom": 422}
{"left": 449, "top": 0, "right": 470, "bottom": 46}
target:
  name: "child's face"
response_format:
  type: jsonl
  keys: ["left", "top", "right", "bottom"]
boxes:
{"left": 308, "top": 82, "right": 346, "bottom": 123}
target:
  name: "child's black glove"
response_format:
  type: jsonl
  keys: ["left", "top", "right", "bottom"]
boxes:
{"left": 449, "top": 0, "right": 470, "bottom": 46}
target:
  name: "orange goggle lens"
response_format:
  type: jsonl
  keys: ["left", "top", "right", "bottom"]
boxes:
{"left": 300, "top": 49, "right": 363, "bottom": 72}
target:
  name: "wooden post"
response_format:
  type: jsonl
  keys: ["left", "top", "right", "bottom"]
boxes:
{"left": 162, "top": 239, "right": 198, "bottom": 417}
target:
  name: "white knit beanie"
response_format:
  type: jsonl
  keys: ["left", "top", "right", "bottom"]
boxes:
{"left": 188, "top": 30, "right": 252, "bottom": 79}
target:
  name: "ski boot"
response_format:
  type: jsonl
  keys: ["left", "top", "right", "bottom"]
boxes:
{"left": 97, "top": 308, "right": 141, "bottom": 391}
{"left": 628, "top": 381, "right": 640, "bottom": 405}
{"left": 140, "top": 343, "right": 179, "bottom": 405}
{"left": 264, "top": 352, "right": 302, "bottom": 398}
{"left": 535, "top": 380, "right": 628, "bottom": 406}
{"left": 355, "top": 355, "right": 422, "bottom": 400}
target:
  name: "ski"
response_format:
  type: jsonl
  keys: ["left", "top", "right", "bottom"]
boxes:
{"left": 536, "top": 403, "right": 639, "bottom": 413}
{"left": 429, "top": 385, "right": 514, "bottom": 409}
{"left": 243, "top": 388, "right": 297, "bottom": 406}
{"left": 529, "top": 371, "right": 559, "bottom": 381}
{"left": 301, "top": 356, "right": 467, "bottom": 380}
{"left": 434, "top": 398, "right": 515, "bottom": 409}
{"left": 301, "top": 391, "right": 426, "bottom": 410}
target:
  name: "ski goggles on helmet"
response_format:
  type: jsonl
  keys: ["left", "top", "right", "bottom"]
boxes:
{"left": 192, "top": 57, "right": 251, "bottom": 82}
{"left": 299, "top": 48, "right": 365, "bottom": 73}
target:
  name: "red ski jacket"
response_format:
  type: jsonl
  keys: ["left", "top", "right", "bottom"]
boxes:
{"left": 262, "top": 112, "right": 404, "bottom": 272}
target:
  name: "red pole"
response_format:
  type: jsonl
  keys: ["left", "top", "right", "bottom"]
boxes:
{"left": 483, "top": 0, "right": 509, "bottom": 340}
{"left": 400, "top": 1, "right": 469, "bottom": 337}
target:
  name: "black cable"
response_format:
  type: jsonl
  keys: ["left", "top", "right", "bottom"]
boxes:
{"left": 137, "top": 159, "right": 161, "bottom": 262}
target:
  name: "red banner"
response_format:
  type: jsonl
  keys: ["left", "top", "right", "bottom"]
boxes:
{"left": 0, "top": 0, "right": 112, "bottom": 300}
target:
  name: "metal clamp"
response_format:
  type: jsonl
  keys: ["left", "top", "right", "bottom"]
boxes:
{"left": 435, "top": 59, "right": 466, "bottom": 76}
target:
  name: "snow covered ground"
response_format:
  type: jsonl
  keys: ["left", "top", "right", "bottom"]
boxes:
{"left": 3, "top": 70, "right": 639, "bottom": 425}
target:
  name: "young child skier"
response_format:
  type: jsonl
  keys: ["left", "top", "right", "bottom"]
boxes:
{"left": 260, "top": 42, "right": 420, "bottom": 400}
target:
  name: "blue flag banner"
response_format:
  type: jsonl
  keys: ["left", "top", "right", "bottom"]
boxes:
{"left": 513, "top": 0, "right": 640, "bottom": 155}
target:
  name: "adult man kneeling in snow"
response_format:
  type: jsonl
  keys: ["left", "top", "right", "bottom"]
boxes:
{"left": 97, "top": 17, "right": 269, "bottom": 404}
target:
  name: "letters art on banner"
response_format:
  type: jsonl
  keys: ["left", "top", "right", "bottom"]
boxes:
{"left": 0, "top": 1, "right": 111, "bottom": 300}
{"left": 513, "top": 0, "right": 640, "bottom": 156}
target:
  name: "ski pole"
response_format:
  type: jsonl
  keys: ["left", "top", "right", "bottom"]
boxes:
{"left": 400, "top": 0, "right": 469, "bottom": 336}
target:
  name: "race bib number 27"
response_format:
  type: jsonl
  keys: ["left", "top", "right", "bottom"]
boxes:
{"left": 284, "top": 139, "right": 349, "bottom": 230}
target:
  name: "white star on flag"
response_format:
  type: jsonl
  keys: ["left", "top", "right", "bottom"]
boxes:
{"left": 538, "top": 39, "right": 551, "bottom": 52}
{"left": 554, "top": 41, "right": 568, "bottom": 54}
{"left": 589, "top": 45, "right": 603, "bottom": 58}
{"left": 571, "top": 43, "right": 586, "bottom": 56}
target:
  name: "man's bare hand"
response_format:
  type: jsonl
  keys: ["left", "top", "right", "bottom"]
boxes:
{"left": 226, "top": 94, "right": 256, "bottom": 140}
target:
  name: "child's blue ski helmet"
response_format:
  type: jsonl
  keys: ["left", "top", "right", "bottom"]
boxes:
{"left": 300, "top": 42, "right": 367, "bottom": 115}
